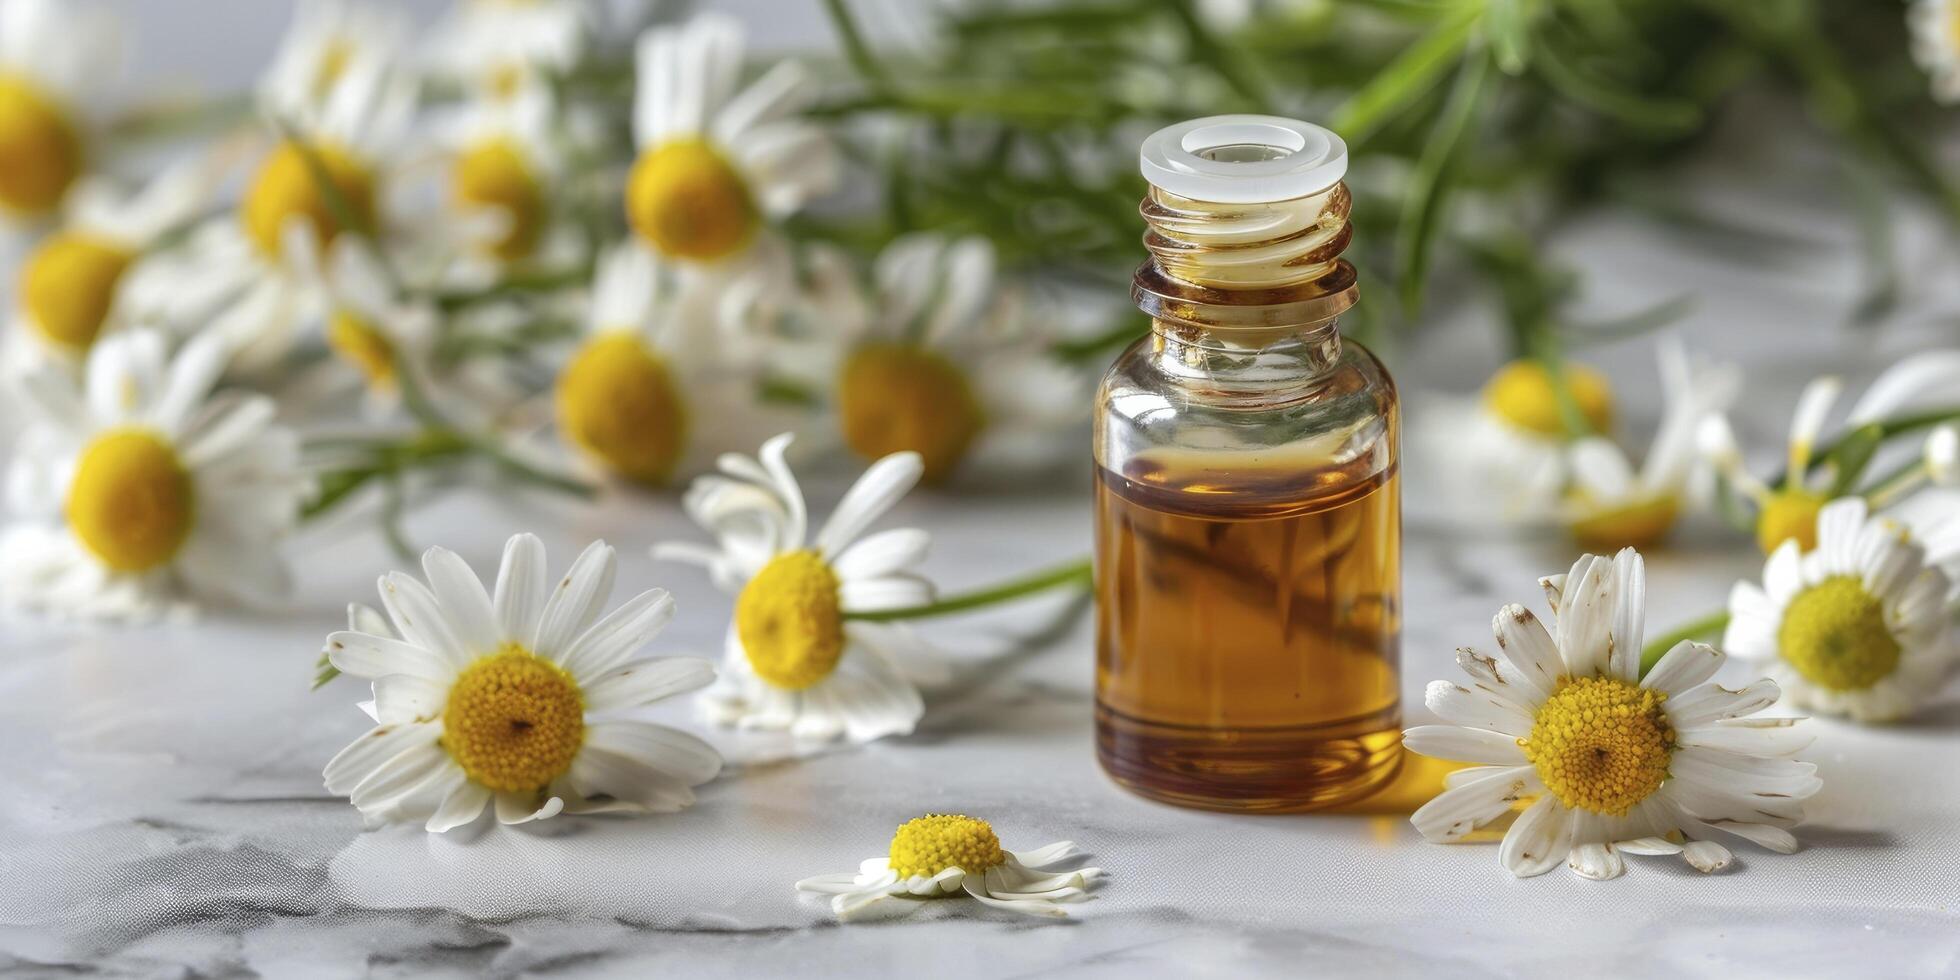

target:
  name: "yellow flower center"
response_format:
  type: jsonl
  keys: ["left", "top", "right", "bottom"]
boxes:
{"left": 1522, "top": 676, "right": 1674, "bottom": 817}
{"left": 554, "top": 333, "right": 688, "bottom": 484}
{"left": 442, "top": 645, "right": 586, "bottom": 793}
{"left": 887, "top": 814, "right": 1006, "bottom": 879}
{"left": 838, "top": 342, "right": 984, "bottom": 484}
{"left": 452, "top": 138, "right": 544, "bottom": 262}
{"left": 734, "top": 550, "right": 845, "bottom": 690}
{"left": 64, "top": 429, "right": 196, "bottom": 573}
{"left": 19, "top": 232, "right": 134, "bottom": 353}
{"left": 241, "top": 140, "right": 377, "bottom": 259}
{"left": 1756, "top": 489, "right": 1826, "bottom": 554}
{"left": 1776, "top": 576, "right": 1901, "bottom": 691}
{"left": 1567, "top": 493, "right": 1680, "bottom": 552}
{"left": 624, "top": 138, "right": 756, "bottom": 262}
{"left": 0, "top": 72, "right": 84, "bottom": 215}
{"left": 1481, "top": 359, "right": 1615, "bottom": 438}
{"left": 327, "top": 309, "right": 397, "bottom": 385}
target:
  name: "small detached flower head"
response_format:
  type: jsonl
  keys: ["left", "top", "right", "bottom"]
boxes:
{"left": 0, "top": 0, "right": 121, "bottom": 219}
{"left": 323, "top": 533, "right": 723, "bottom": 831}
{"left": 796, "top": 814, "right": 1102, "bottom": 921}
{"left": 1406, "top": 548, "right": 1820, "bottom": 880}
{"left": 626, "top": 13, "right": 835, "bottom": 270}
{"left": 656, "top": 433, "right": 949, "bottom": 742}
{"left": 0, "top": 329, "right": 307, "bottom": 621}
{"left": 1724, "top": 497, "right": 1955, "bottom": 723}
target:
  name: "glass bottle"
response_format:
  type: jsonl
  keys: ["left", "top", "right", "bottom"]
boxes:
{"left": 1094, "top": 116, "right": 1402, "bottom": 812}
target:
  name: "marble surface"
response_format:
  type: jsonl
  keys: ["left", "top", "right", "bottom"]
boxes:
{"left": 6, "top": 6, "right": 1960, "bottom": 973}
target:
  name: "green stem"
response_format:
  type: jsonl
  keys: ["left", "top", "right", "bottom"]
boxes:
{"left": 821, "top": 0, "right": 892, "bottom": 92}
{"left": 1768, "top": 406, "right": 1960, "bottom": 488}
{"left": 1639, "top": 609, "right": 1730, "bottom": 677}
{"left": 844, "top": 559, "right": 1093, "bottom": 622}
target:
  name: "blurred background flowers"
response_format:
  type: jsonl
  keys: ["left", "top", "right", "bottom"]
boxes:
{"left": 0, "top": 0, "right": 1957, "bottom": 635}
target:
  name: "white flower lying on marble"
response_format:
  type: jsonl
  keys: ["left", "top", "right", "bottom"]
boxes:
{"left": 0, "top": 329, "right": 307, "bottom": 622}
{"left": 323, "top": 533, "right": 723, "bottom": 831}
{"left": 1723, "top": 497, "right": 1955, "bottom": 723}
{"left": 796, "top": 814, "right": 1101, "bottom": 920}
{"left": 1406, "top": 548, "right": 1821, "bottom": 880}
{"left": 656, "top": 433, "right": 949, "bottom": 742}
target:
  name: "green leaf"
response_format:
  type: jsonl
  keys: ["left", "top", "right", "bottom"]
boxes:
{"left": 1329, "top": 7, "right": 1478, "bottom": 143}
{"left": 1484, "top": 0, "right": 1536, "bottom": 75}
{"left": 1395, "top": 50, "right": 1491, "bottom": 315}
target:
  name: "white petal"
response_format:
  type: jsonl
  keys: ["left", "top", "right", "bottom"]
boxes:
{"left": 1409, "top": 765, "right": 1537, "bottom": 842}
{"left": 1567, "top": 842, "right": 1626, "bottom": 880}
{"left": 1607, "top": 548, "right": 1645, "bottom": 681}
{"left": 534, "top": 540, "right": 617, "bottom": 659}
{"left": 814, "top": 451, "right": 923, "bottom": 556}
{"left": 1499, "top": 797, "right": 1572, "bottom": 878}
{"left": 558, "top": 588, "right": 675, "bottom": 680}
{"left": 492, "top": 532, "right": 548, "bottom": 650}
{"left": 583, "top": 657, "right": 718, "bottom": 712}
{"left": 1424, "top": 679, "right": 1534, "bottom": 737}
{"left": 830, "top": 528, "right": 931, "bottom": 580}
{"left": 1684, "top": 839, "right": 1733, "bottom": 873}
{"left": 838, "top": 574, "right": 932, "bottom": 613}
{"left": 494, "top": 792, "right": 565, "bottom": 825}
{"left": 379, "top": 572, "right": 471, "bottom": 669}
{"left": 1665, "top": 678, "right": 1782, "bottom": 727}
{"left": 323, "top": 630, "right": 450, "bottom": 681}
{"left": 1555, "top": 553, "right": 1616, "bottom": 678}
{"left": 583, "top": 719, "right": 723, "bottom": 786}
{"left": 426, "top": 781, "right": 491, "bottom": 833}
{"left": 421, "top": 547, "right": 501, "bottom": 659}
{"left": 1400, "top": 725, "right": 1527, "bottom": 766}
{"left": 323, "top": 722, "right": 440, "bottom": 795}
{"left": 1641, "top": 640, "right": 1724, "bottom": 694}
{"left": 1489, "top": 605, "right": 1561, "bottom": 698}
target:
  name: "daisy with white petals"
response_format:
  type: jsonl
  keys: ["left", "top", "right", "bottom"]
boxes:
{"left": 0, "top": 0, "right": 120, "bottom": 220}
{"left": 323, "top": 534, "right": 723, "bottom": 830}
{"left": 1, "top": 329, "right": 307, "bottom": 621}
{"left": 778, "top": 234, "right": 1088, "bottom": 484}
{"left": 1407, "top": 548, "right": 1820, "bottom": 879}
{"left": 626, "top": 14, "right": 835, "bottom": 274}
{"left": 439, "top": 82, "right": 569, "bottom": 270}
{"left": 427, "top": 0, "right": 591, "bottom": 99}
{"left": 8, "top": 156, "right": 219, "bottom": 369}
{"left": 1700, "top": 350, "right": 1960, "bottom": 555}
{"left": 1723, "top": 497, "right": 1955, "bottom": 722}
{"left": 656, "top": 433, "right": 948, "bottom": 742}
{"left": 259, "top": 0, "right": 410, "bottom": 124}
{"left": 1412, "top": 357, "right": 1616, "bottom": 530}
{"left": 797, "top": 814, "right": 1101, "bottom": 920}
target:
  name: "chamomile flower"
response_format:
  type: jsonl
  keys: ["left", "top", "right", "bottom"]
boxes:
{"left": 796, "top": 814, "right": 1102, "bottom": 921}
{"left": 1414, "top": 357, "right": 1615, "bottom": 529}
{"left": 440, "top": 83, "right": 567, "bottom": 268}
{"left": 553, "top": 242, "right": 792, "bottom": 486}
{"left": 626, "top": 14, "right": 835, "bottom": 272}
{"left": 1722, "top": 497, "right": 1955, "bottom": 722}
{"left": 1562, "top": 339, "right": 1738, "bottom": 551}
{"left": 1910, "top": 0, "right": 1960, "bottom": 103}
{"left": 655, "top": 433, "right": 949, "bottom": 742}
{"left": 0, "top": 0, "right": 119, "bottom": 220}
{"left": 779, "top": 235, "right": 1088, "bottom": 484}
{"left": 309, "top": 238, "right": 436, "bottom": 418}
{"left": 164, "top": 52, "right": 417, "bottom": 371}
{"left": 426, "top": 0, "right": 591, "bottom": 99}
{"left": 323, "top": 533, "right": 723, "bottom": 831}
{"left": 1699, "top": 350, "right": 1960, "bottom": 554}
{"left": 6, "top": 156, "right": 219, "bottom": 368}
{"left": 0, "top": 329, "right": 307, "bottom": 621}
{"left": 1406, "top": 548, "right": 1820, "bottom": 880}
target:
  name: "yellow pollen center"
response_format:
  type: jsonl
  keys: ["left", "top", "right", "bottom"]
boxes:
{"left": 442, "top": 645, "right": 586, "bottom": 793}
{"left": 64, "top": 429, "right": 196, "bottom": 573}
{"left": 554, "top": 333, "right": 688, "bottom": 485}
{"left": 0, "top": 73, "right": 83, "bottom": 214}
{"left": 838, "top": 342, "right": 985, "bottom": 484}
{"left": 887, "top": 814, "right": 1006, "bottom": 879}
{"left": 735, "top": 550, "right": 845, "bottom": 690}
{"left": 327, "top": 309, "right": 397, "bottom": 385}
{"left": 241, "top": 140, "right": 377, "bottom": 259}
{"left": 625, "top": 138, "right": 757, "bottom": 262}
{"left": 20, "top": 232, "right": 134, "bottom": 352}
{"left": 1522, "top": 675, "right": 1674, "bottom": 817}
{"left": 1776, "top": 576, "right": 1901, "bottom": 691}
{"left": 1568, "top": 493, "right": 1680, "bottom": 553}
{"left": 1757, "top": 489, "right": 1826, "bottom": 554}
{"left": 1482, "top": 360, "right": 1615, "bottom": 438}
{"left": 453, "top": 138, "right": 544, "bottom": 261}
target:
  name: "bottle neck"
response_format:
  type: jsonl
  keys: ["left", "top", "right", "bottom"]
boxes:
{"left": 1131, "top": 178, "right": 1358, "bottom": 377}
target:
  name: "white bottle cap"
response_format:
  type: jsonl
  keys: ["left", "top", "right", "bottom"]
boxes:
{"left": 1138, "top": 115, "right": 1348, "bottom": 204}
